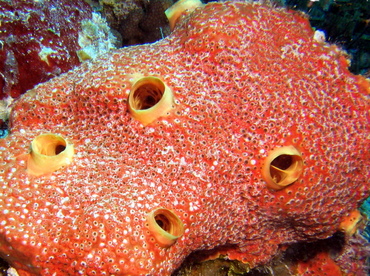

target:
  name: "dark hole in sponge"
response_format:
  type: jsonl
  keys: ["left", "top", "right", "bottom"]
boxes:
{"left": 55, "top": 144, "right": 66, "bottom": 155}
{"left": 271, "top": 154, "right": 293, "bottom": 170}
{"left": 155, "top": 214, "right": 170, "bottom": 232}
{"left": 134, "top": 84, "right": 163, "bottom": 110}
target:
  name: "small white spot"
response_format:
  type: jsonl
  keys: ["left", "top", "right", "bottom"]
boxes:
{"left": 7, "top": 267, "right": 19, "bottom": 276}
{"left": 61, "top": 197, "right": 69, "bottom": 204}
{"left": 146, "top": 128, "right": 155, "bottom": 134}
{"left": 259, "top": 149, "right": 265, "bottom": 154}
{"left": 180, "top": 157, "right": 187, "bottom": 166}
{"left": 56, "top": 210, "right": 64, "bottom": 218}
{"left": 38, "top": 45, "right": 58, "bottom": 65}
{"left": 251, "top": 159, "right": 256, "bottom": 165}
{"left": 313, "top": 30, "right": 326, "bottom": 43}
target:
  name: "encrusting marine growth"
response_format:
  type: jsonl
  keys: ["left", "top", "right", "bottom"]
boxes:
{"left": 0, "top": 0, "right": 369, "bottom": 275}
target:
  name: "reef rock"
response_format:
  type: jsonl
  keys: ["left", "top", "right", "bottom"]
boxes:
{"left": 0, "top": 1, "right": 369, "bottom": 275}
{"left": 0, "top": 0, "right": 93, "bottom": 99}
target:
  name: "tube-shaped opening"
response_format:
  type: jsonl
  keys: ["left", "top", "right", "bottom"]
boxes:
{"left": 27, "top": 133, "right": 74, "bottom": 176}
{"left": 147, "top": 208, "right": 184, "bottom": 248}
{"left": 262, "top": 146, "right": 303, "bottom": 190}
{"left": 128, "top": 76, "right": 174, "bottom": 126}
{"left": 165, "top": 0, "right": 204, "bottom": 31}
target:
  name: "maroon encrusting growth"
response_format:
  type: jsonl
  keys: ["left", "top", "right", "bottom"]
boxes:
{"left": 0, "top": 0, "right": 93, "bottom": 100}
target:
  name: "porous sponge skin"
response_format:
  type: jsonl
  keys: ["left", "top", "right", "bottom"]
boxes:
{"left": 0, "top": 1, "right": 369, "bottom": 275}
